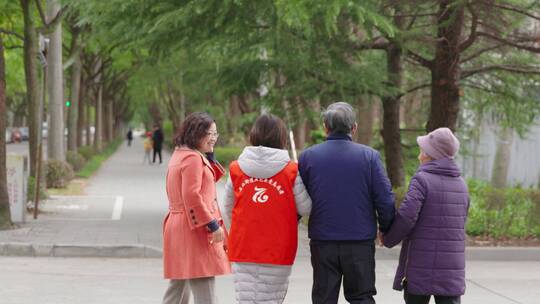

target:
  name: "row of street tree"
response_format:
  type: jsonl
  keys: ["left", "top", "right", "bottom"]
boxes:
{"left": 1, "top": 0, "right": 135, "bottom": 225}
{"left": 2, "top": 0, "right": 540, "bottom": 225}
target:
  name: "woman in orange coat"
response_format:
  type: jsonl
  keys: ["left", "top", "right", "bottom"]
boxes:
{"left": 162, "top": 112, "right": 231, "bottom": 304}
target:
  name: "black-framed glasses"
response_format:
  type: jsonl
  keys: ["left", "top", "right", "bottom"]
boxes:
{"left": 206, "top": 132, "right": 219, "bottom": 138}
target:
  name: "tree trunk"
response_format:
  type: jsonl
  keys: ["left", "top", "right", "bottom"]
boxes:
{"left": 94, "top": 83, "right": 103, "bottom": 151}
{"left": 470, "top": 112, "right": 484, "bottom": 178}
{"left": 0, "top": 35, "right": 12, "bottom": 227}
{"left": 381, "top": 12, "right": 405, "bottom": 188}
{"left": 76, "top": 75, "right": 85, "bottom": 148}
{"left": 179, "top": 93, "right": 186, "bottom": 126}
{"left": 294, "top": 119, "right": 307, "bottom": 150}
{"left": 289, "top": 99, "right": 307, "bottom": 150}
{"left": 93, "top": 60, "right": 103, "bottom": 151}
{"left": 85, "top": 96, "right": 91, "bottom": 146}
{"left": 179, "top": 74, "right": 186, "bottom": 125}
{"left": 491, "top": 127, "right": 514, "bottom": 188}
{"left": 102, "top": 97, "right": 110, "bottom": 143}
{"left": 355, "top": 97, "right": 375, "bottom": 145}
{"left": 237, "top": 94, "right": 252, "bottom": 114}
{"left": 46, "top": 0, "right": 65, "bottom": 161}
{"left": 228, "top": 96, "right": 241, "bottom": 137}
{"left": 107, "top": 98, "right": 113, "bottom": 141}
{"left": 67, "top": 32, "right": 81, "bottom": 151}
{"left": 168, "top": 81, "right": 184, "bottom": 132}
{"left": 159, "top": 84, "right": 181, "bottom": 133}
{"left": 381, "top": 90, "right": 405, "bottom": 187}
{"left": 148, "top": 101, "right": 162, "bottom": 125}
{"left": 426, "top": 1, "right": 465, "bottom": 132}
{"left": 13, "top": 114, "right": 24, "bottom": 127}
{"left": 20, "top": 0, "right": 41, "bottom": 177}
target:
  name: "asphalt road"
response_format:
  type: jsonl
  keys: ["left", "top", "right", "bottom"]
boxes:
{"left": 0, "top": 257, "right": 537, "bottom": 304}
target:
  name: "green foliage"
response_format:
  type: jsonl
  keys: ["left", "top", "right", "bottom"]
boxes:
{"left": 77, "top": 146, "right": 97, "bottom": 161}
{"left": 403, "top": 144, "right": 421, "bottom": 179}
{"left": 238, "top": 111, "right": 259, "bottom": 129}
{"left": 27, "top": 176, "right": 48, "bottom": 201}
{"left": 71, "top": 0, "right": 395, "bottom": 126}
{"left": 0, "top": 205, "right": 12, "bottom": 229}
{"left": 394, "top": 179, "right": 540, "bottom": 238}
{"left": 393, "top": 186, "right": 408, "bottom": 209}
{"left": 69, "top": 0, "right": 540, "bottom": 157}
{"left": 5, "top": 0, "right": 540, "bottom": 204}
{"left": 162, "top": 120, "right": 175, "bottom": 150}
{"left": 466, "top": 180, "right": 540, "bottom": 238}
{"left": 2, "top": 0, "right": 26, "bottom": 118}
{"left": 66, "top": 151, "right": 87, "bottom": 172}
{"left": 77, "top": 140, "right": 122, "bottom": 178}
{"left": 462, "top": 66, "right": 540, "bottom": 136}
{"left": 276, "top": 1, "right": 394, "bottom": 38}
{"left": 309, "top": 128, "right": 326, "bottom": 146}
{"left": 45, "top": 160, "right": 75, "bottom": 189}
{"left": 214, "top": 147, "right": 243, "bottom": 167}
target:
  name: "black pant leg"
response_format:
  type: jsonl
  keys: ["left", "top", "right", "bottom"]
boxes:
{"left": 434, "top": 295, "right": 461, "bottom": 304}
{"left": 404, "top": 290, "right": 431, "bottom": 304}
{"left": 340, "top": 241, "right": 376, "bottom": 304}
{"left": 153, "top": 149, "right": 157, "bottom": 163}
{"left": 158, "top": 148, "right": 162, "bottom": 163}
{"left": 310, "top": 241, "right": 342, "bottom": 304}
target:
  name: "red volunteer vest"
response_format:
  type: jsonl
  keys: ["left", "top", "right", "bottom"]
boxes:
{"left": 227, "top": 160, "right": 298, "bottom": 265}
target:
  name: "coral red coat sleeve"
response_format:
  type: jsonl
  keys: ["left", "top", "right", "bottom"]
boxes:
{"left": 180, "top": 154, "right": 214, "bottom": 229}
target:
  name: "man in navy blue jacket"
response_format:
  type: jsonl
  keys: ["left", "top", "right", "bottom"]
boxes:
{"left": 299, "top": 102, "right": 395, "bottom": 304}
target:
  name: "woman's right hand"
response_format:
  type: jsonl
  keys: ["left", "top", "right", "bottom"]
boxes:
{"left": 210, "top": 227, "right": 225, "bottom": 244}
{"left": 378, "top": 231, "right": 385, "bottom": 247}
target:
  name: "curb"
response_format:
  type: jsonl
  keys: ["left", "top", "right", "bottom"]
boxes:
{"left": 1, "top": 243, "right": 539, "bottom": 261}
{"left": 375, "top": 246, "right": 540, "bottom": 261}
{"left": 0, "top": 243, "right": 163, "bottom": 258}
{"left": 464, "top": 247, "right": 540, "bottom": 261}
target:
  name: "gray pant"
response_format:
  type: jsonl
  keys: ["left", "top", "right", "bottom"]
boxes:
{"left": 162, "top": 277, "right": 216, "bottom": 304}
{"left": 143, "top": 150, "right": 151, "bottom": 164}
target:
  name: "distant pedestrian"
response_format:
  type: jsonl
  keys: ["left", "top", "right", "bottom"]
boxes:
{"left": 152, "top": 124, "right": 164, "bottom": 164}
{"left": 224, "top": 114, "right": 312, "bottom": 304}
{"left": 126, "top": 128, "right": 133, "bottom": 146}
{"left": 162, "top": 112, "right": 230, "bottom": 304}
{"left": 382, "top": 127, "right": 469, "bottom": 304}
{"left": 142, "top": 132, "right": 153, "bottom": 165}
{"left": 299, "top": 101, "right": 395, "bottom": 304}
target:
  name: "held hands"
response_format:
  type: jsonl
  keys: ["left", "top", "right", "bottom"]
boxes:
{"left": 377, "top": 231, "right": 385, "bottom": 247}
{"left": 209, "top": 227, "right": 225, "bottom": 244}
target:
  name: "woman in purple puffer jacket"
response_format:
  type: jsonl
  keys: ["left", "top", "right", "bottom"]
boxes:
{"left": 382, "top": 127, "right": 469, "bottom": 304}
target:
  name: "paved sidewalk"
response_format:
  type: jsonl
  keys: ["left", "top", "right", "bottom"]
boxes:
{"left": 1, "top": 137, "right": 170, "bottom": 257}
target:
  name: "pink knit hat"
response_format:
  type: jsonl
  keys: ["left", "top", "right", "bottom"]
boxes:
{"left": 417, "top": 127, "right": 460, "bottom": 159}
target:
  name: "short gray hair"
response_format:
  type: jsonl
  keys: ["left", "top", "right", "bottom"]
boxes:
{"left": 322, "top": 102, "right": 356, "bottom": 134}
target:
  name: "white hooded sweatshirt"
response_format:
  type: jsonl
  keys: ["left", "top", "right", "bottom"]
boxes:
{"left": 223, "top": 145, "right": 312, "bottom": 304}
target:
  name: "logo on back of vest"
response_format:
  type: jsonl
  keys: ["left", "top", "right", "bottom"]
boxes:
{"left": 252, "top": 187, "right": 269, "bottom": 203}
{"left": 238, "top": 177, "right": 285, "bottom": 195}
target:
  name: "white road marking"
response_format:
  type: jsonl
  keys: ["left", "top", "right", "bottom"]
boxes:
{"left": 112, "top": 196, "right": 124, "bottom": 220}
